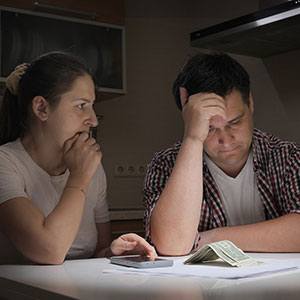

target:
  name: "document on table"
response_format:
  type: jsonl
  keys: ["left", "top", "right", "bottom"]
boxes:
{"left": 103, "top": 257, "right": 300, "bottom": 279}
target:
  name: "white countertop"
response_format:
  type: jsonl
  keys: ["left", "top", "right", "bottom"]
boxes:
{"left": 0, "top": 253, "right": 300, "bottom": 300}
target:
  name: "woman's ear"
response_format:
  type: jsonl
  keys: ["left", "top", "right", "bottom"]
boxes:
{"left": 32, "top": 96, "right": 49, "bottom": 121}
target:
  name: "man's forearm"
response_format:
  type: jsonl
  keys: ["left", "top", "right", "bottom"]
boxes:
{"left": 150, "top": 137, "right": 204, "bottom": 256}
{"left": 199, "top": 213, "right": 300, "bottom": 252}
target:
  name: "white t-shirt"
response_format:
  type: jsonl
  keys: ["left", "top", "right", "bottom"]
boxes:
{"left": 204, "top": 151, "right": 265, "bottom": 226}
{"left": 0, "top": 139, "right": 110, "bottom": 264}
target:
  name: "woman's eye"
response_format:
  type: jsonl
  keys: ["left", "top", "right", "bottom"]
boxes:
{"left": 77, "top": 103, "right": 85, "bottom": 110}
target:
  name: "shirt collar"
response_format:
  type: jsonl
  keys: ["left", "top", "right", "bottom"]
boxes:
{"left": 252, "top": 128, "right": 266, "bottom": 171}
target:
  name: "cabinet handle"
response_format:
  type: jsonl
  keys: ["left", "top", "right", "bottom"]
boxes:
{"left": 33, "top": 1, "right": 98, "bottom": 20}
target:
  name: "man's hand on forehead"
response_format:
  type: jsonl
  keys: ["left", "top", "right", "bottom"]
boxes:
{"left": 209, "top": 115, "right": 226, "bottom": 129}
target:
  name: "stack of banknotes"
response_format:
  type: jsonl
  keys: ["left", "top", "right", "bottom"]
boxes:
{"left": 184, "top": 240, "right": 261, "bottom": 267}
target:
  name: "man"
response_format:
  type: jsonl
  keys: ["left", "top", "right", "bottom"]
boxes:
{"left": 143, "top": 52, "right": 300, "bottom": 256}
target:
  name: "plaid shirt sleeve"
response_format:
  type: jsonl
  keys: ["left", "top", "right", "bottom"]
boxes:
{"left": 283, "top": 147, "right": 300, "bottom": 213}
{"left": 268, "top": 139, "right": 300, "bottom": 214}
{"left": 142, "top": 143, "right": 179, "bottom": 245}
{"left": 253, "top": 129, "right": 300, "bottom": 218}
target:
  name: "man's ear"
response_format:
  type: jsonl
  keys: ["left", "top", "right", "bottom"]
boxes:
{"left": 32, "top": 96, "right": 49, "bottom": 121}
{"left": 179, "top": 87, "right": 188, "bottom": 109}
{"left": 249, "top": 93, "right": 254, "bottom": 114}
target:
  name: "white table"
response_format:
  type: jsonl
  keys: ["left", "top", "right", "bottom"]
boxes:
{"left": 0, "top": 253, "right": 300, "bottom": 300}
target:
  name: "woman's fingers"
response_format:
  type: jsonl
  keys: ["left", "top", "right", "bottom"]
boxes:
{"left": 111, "top": 233, "right": 157, "bottom": 259}
{"left": 63, "top": 133, "right": 80, "bottom": 154}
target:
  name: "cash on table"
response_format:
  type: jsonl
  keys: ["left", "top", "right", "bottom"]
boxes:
{"left": 184, "top": 240, "right": 262, "bottom": 267}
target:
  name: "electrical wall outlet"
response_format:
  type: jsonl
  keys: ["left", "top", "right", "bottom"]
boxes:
{"left": 113, "top": 164, "right": 147, "bottom": 177}
{"left": 136, "top": 164, "right": 146, "bottom": 177}
{"left": 125, "top": 165, "right": 136, "bottom": 177}
{"left": 114, "top": 164, "right": 126, "bottom": 177}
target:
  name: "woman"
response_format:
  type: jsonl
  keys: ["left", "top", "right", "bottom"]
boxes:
{"left": 0, "top": 51, "right": 156, "bottom": 264}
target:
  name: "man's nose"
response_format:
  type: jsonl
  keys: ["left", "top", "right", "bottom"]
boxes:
{"left": 218, "top": 128, "right": 233, "bottom": 145}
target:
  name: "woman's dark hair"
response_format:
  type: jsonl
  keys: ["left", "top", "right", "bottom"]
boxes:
{"left": 172, "top": 52, "right": 250, "bottom": 110}
{"left": 0, "top": 51, "right": 92, "bottom": 145}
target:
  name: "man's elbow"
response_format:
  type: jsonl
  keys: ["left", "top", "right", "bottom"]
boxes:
{"left": 151, "top": 231, "right": 193, "bottom": 256}
{"left": 155, "top": 243, "right": 192, "bottom": 256}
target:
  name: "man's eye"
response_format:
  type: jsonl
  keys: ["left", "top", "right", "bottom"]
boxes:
{"left": 209, "top": 126, "right": 216, "bottom": 133}
{"left": 230, "top": 119, "right": 241, "bottom": 125}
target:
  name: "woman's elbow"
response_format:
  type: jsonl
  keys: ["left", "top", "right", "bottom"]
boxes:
{"left": 35, "top": 254, "right": 65, "bottom": 265}
{"left": 22, "top": 244, "right": 67, "bottom": 265}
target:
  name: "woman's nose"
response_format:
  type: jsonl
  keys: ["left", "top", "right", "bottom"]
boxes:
{"left": 85, "top": 109, "right": 98, "bottom": 128}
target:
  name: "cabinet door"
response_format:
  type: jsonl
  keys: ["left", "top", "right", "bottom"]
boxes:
{"left": 0, "top": 6, "right": 126, "bottom": 99}
{"left": 0, "top": 0, "right": 124, "bottom": 24}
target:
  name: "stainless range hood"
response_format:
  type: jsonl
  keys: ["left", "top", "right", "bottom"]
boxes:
{"left": 190, "top": 0, "right": 300, "bottom": 57}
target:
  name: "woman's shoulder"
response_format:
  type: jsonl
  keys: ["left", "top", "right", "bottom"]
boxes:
{"left": 0, "top": 139, "right": 23, "bottom": 154}
{"left": 0, "top": 139, "right": 24, "bottom": 166}
{"left": 87, "top": 162, "right": 107, "bottom": 192}
{"left": 94, "top": 162, "right": 107, "bottom": 184}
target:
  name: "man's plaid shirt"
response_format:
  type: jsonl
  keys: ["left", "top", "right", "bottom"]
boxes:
{"left": 143, "top": 128, "right": 300, "bottom": 247}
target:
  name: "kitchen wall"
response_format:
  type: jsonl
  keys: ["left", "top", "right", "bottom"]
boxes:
{"left": 96, "top": 0, "right": 300, "bottom": 210}
{"left": 2, "top": 1, "right": 298, "bottom": 211}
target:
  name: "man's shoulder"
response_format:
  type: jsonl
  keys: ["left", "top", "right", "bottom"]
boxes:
{"left": 151, "top": 141, "right": 182, "bottom": 164}
{"left": 254, "top": 128, "right": 299, "bottom": 149}
{"left": 253, "top": 128, "right": 300, "bottom": 162}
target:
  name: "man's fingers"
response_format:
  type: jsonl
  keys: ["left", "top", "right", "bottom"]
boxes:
{"left": 189, "top": 95, "right": 226, "bottom": 109}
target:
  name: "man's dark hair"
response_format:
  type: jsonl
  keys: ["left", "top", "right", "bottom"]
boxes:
{"left": 172, "top": 52, "right": 250, "bottom": 110}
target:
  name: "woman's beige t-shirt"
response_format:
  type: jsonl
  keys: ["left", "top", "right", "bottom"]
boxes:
{"left": 0, "top": 139, "right": 110, "bottom": 264}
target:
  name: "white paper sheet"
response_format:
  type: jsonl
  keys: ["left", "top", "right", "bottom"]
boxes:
{"left": 103, "top": 258, "right": 300, "bottom": 279}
